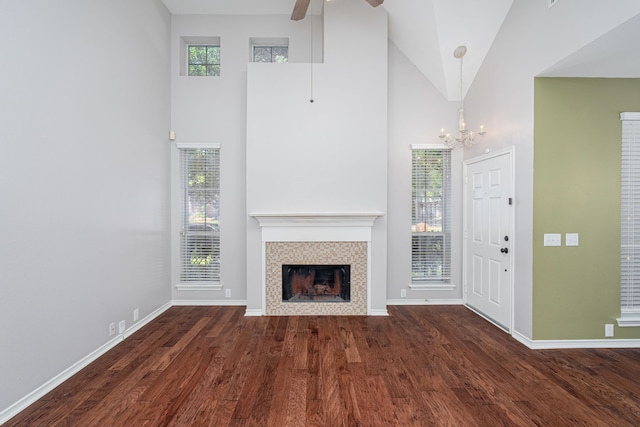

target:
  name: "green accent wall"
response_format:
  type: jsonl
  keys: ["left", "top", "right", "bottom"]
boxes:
{"left": 533, "top": 78, "right": 640, "bottom": 340}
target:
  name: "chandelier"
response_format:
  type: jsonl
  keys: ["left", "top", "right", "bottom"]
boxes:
{"left": 439, "top": 45, "right": 485, "bottom": 148}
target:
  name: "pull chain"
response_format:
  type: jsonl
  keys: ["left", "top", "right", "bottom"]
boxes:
{"left": 310, "top": 11, "right": 314, "bottom": 103}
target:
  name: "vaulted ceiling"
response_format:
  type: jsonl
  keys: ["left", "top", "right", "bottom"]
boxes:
{"left": 161, "top": 0, "right": 640, "bottom": 100}
{"left": 161, "top": 0, "right": 513, "bottom": 101}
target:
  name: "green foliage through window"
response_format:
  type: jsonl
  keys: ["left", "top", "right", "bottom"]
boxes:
{"left": 180, "top": 148, "right": 220, "bottom": 283}
{"left": 411, "top": 149, "right": 451, "bottom": 282}
{"left": 188, "top": 45, "right": 220, "bottom": 76}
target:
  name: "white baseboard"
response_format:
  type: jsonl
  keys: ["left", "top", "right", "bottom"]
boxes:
{"left": 511, "top": 330, "right": 640, "bottom": 349}
{"left": 0, "top": 301, "right": 172, "bottom": 426}
{"left": 245, "top": 308, "right": 389, "bottom": 316}
{"left": 387, "top": 298, "right": 464, "bottom": 305}
{"left": 244, "top": 308, "right": 265, "bottom": 316}
{"left": 172, "top": 299, "right": 247, "bottom": 306}
{"left": 0, "top": 337, "right": 124, "bottom": 425}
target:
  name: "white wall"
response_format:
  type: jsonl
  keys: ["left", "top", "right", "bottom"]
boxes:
{"left": 246, "top": 1, "right": 388, "bottom": 313}
{"left": 462, "top": 0, "right": 640, "bottom": 338}
{"left": 386, "top": 40, "right": 462, "bottom": 303}
{"left": 0, "top": 0, "right": 171, "bottom": 416}
{"left": 169, "top": 14, "right": 322, "bottom": 303}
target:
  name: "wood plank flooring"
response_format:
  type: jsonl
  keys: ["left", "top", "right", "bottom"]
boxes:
{"left": 6, "top": 305, "right": 640, "bottom": 426}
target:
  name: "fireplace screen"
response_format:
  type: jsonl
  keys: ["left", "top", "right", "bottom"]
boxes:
{"left": 282, "top": 265, "right": 351, "bottom": 302}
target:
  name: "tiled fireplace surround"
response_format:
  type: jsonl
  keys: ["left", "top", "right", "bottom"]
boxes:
{"left": 250, "top": 213, "right": 382, "bottom": 316}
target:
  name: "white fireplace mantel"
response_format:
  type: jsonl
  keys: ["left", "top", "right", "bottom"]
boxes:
{"left": 248, "top": 212, "right": 384, "bottom": 316}
{"left": 250, "top": 212, "right": 383, "bottom": 242}
{"left": 250, "top": 212, "right": 383, "bottom": 227}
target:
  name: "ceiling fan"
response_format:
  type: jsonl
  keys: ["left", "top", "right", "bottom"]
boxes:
{"left": 291, "top": 0, "right": 384, "bottom": 21}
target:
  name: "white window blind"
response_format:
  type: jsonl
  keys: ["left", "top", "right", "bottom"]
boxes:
{"left": 179, "top": 145, "right": 220, "bottom": 285}
{"left": 620, "top": 112, "right": 640, "bottom": 325}
{"left": 411, "top": 147, "right": 452, "bottom": 283}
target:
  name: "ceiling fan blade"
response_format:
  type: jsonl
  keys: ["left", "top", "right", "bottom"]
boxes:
{"left": 291, "top": 0, "right": 311, "bottom": 21}
{"left": 365, "top": 0, "right": 384, "bottom": 7}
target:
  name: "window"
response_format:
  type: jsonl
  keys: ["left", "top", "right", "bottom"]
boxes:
{"left": 178, "top": 144, "right": 221, "bottom": 288}
{"left": 253, "top": 46, "right": 288, "bottom": 63}
{"left": 249, "top": 37, "right": 289, "bottom": 63}
{"left": 619, "top": 112, "right": 640, "bottom": 326}
{"left": 188, "top": 45, "right": 220, "bottom": 76}
{"left": 411, "top": 146, "right": 451, "bottom": 284}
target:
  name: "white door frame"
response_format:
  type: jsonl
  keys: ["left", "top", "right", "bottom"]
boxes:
{"left": 462, "top": 146, "right": 515, "bottom": 333}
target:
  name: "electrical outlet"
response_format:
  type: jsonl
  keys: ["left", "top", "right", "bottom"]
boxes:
{"left": 605, "top": 324, "right": 614, "bottom": 337}
{"left": 133, "top": 308, "right": 139, "bottom": 322}
{"left": 225, "top": 288, "right": 231, "bottom": 298}
{"left": 109, "top": 322, "right": 116, "bottom": 336}
{"left": 118, "top": 320, "right": 126, "bottom": 334}
{"left": 400, "top": 289, "right": 407, "bottom": 298}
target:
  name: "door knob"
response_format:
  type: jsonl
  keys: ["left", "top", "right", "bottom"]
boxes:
{"left": 500, "top": 247, "right": 509, "bottom": 254}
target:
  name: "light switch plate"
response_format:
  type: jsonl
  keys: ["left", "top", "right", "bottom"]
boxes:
{"left": 543, "top": 233, "right": 561, "bottom": 247}
{"left": 605, "top": 324, "right": 614, "bottom": 337}
{"left": 566, "top": 233, "right": 579, "bottom": 246}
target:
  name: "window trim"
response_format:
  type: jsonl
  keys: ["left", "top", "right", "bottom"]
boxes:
{"left": 175, "top": 142, "right": 222, "bottom": 291}
{"left": 179, "top": 36, "right": 221, "bottom": 77}
{"left": 410, "top": 144, "right": 453, "bottom": 289}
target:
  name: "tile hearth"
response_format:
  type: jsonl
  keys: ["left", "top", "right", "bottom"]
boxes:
{"left": 265, "top": 241, "right": 367, "bottom": 315}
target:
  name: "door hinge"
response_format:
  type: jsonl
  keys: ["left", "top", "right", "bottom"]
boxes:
{"left": 508, "top": 197, "right": 513, "bottom": 205}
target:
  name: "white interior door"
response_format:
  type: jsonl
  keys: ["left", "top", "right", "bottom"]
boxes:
{"left": 463, "top": 149, "right": 514, "bottom": 331}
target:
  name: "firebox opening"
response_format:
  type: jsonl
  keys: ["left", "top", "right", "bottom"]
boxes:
{"left": 282, "top": 264, "right": 351, "bottom": 302}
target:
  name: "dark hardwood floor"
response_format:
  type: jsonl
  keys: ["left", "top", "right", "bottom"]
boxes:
{"left": 6, "top": 305, "right": 640, "bottom": 426}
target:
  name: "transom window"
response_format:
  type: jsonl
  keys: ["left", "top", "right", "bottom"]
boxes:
{"left": 411, "top": 147, "right": 452, "bottom": 283}
{"left": 188, "top": 45, "right": 220, "bottom": 76}
{"left": 253, "top": 46, "right": 288, "bottom": 63}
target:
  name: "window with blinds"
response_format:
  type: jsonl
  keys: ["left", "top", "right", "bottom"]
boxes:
{"left": 411, "top": 147, "right": 451, "bottom": 283}
{"left": 178, "top": 144, "right": 220, "bottom": 286}
{"left": 620, "top": 112, "right": 640, "bottom": 325}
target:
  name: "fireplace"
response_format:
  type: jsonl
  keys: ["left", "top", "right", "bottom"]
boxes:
{"left": 249, "top": 212, "right": 383, "bottom": 316}
{"left": 282, "top": 264, "right": 350, "bottom": 302}
{"left": 265, "top": 241, "right": 365, "bottom": 315}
